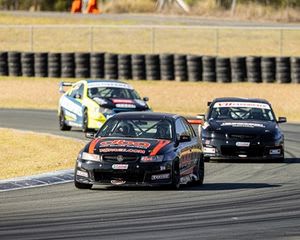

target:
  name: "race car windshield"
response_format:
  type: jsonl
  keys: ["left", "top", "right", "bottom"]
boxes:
{"left": 210, "top": 102, "right": 275, "bottom": 121}
{"left": 88, "top": 87, "right": 141, "bottom": 99}
{"left": 97, "top": 119, "right": 173, "bottom": 140}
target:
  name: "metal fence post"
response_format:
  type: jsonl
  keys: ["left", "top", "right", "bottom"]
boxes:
{"left": 215, "top": 28, "right": 219, "bottom": 56}
{"left": 90, "top": 26, "right": 94, "bottom": 52}
{"left": 151, "top": 27, "right": 156, "bottom": 54}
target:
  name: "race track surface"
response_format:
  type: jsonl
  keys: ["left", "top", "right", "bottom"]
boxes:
{"left": 1, "top": 109, "right": 300, "bottom": 240}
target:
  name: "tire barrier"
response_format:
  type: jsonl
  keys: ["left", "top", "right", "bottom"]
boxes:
{"left": 216, "top": 57, "right": 231, "bottom": 83}
{"left": 1, "top": 51, "right": 300, "bottom": 83}
{"left": 8, "top": 51, "right": 21, "bottom": 76}
{"left": 34, "top": 52, "right": 48, "bottom": 77}
{"left": 21, "top": 52, "right": 34, "bottom": 77}
{"left": 104, "top": 53, "right": 118, "bottom": 80}
{"left": 276, "top": 57, "right": 291, "bottom": 83}
{"left": 118, "top": 54, "right": 132, "bottom": 80}
{"left": 187, "top": 55, "right": 202, "bottom": 82}
{"left": 291, "top": 57, "right": 300, "bottom": 83}
{"left": 75, "top": 52, "right": 90, "bottom": 78}
{"left": 48, "top": 53, "right": 61, "bottom": 78}
{"left": 145, "top": 54, "right": 160, "bottom": 80}
{"left": 90, "top": 52, "right": 104, "bottom": 79}
{"left": 261, "top": 57, "right": 276, "bottom": 83}
{"left": 246, "top": 56, "right": 262, "bottom": 83}
{"left": 231, "top": 57, "right": 246, "bottom": 82}
{"left": 202, "top": 56, "right": 216, "bottom": 82}
{"left": 0, "top": 52, "right": 8, "bottom": 76}
{"left": 61, "top": 53, "right": 75, "bottom": 78}
{"left": 131, "top": 54, "right": 146, "bottom": 80}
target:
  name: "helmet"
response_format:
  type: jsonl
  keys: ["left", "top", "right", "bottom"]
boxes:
{"left": 156, "top": 121, "right": 171, "bottom": 139}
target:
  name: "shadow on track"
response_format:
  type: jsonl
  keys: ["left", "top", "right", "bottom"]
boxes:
{"left": 207, "top": 157, "right": 300, "bottom": 164}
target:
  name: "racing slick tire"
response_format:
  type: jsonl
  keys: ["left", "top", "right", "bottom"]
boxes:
{"left": 169, "top": 159, "right": 180, "bottom": 190}
{"left": 74, "top": 179, "right": 93, "bottom": 189}
{"left": 82, "top": 109, "right": 92, "bottom": 133}
{"left": 59, "top": 110, "right": 71, "bottom": 131}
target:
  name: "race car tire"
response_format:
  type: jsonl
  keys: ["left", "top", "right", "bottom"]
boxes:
{"left": 74, "top": 179, "right": 93, "bottom": 189}
{"left": 169, "top": 159, "right": 180, "bottom": 190}
{"left": 59, "top": 110, "right": 71, "bottom": 131}
{"left": 189, "top": 155, "right": 204, "bottom": 186}
{"left": 82, "top": 109, "right": 91, "bottom": 132}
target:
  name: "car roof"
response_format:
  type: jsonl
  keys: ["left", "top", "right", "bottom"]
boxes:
{"left": 111, "top": 112, "right": 181, "bottom": 121}
{"left": 211, "top": 97, "right": 270, "bottom": 105}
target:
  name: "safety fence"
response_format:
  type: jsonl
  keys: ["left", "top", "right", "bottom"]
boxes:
{"left": 0, "top": 51, "right": 300, "bottom": 83}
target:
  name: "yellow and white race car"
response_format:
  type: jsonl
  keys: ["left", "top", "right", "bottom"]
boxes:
{"left": 58, "top": 80, "right": 150, "bottom": 132}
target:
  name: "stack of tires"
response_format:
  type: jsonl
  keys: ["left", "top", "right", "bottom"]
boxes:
{"left": 131, "top": 54, "right": 146, "bottom": 80}
{"left": 48, "top": 53, "right": 61, "bottom": 78}
{"left": 160, "top": 54, "right": 174, "bottom": 81}
{"left": 174, "top": 54, "right": 187, "bottom": 81}
{"left": 90, "top": 52, "right": 104, "bottom": 79}
{"left": 8, "top": 52, "right": 21, "bottom": 76}
{"left": 145, "top": 54, "right": 160, "bottom": 80}
{"left": 246, "top": 56, "right": 261, "bottom": 83}
{"left": 0, "top": 52, "right": 8, "bottom": 76}
{"left": 202, "top": 56, "right": 216, "bottom": 82}
{"left": 21, "top": 52, "right": 34, "bottom": 77}
{"left": 104, "top": 53, "right": 118, "bottom": 79}
{"left": 291, "top": 57, "right": 300, "bottom": 83}
{"left": 75, "top": 53, "right": 90, "bottom": 78}
{"left": 276, "top": 57, "right": 291, "bottom": 83}
{"left": 187, "top": 55, "right": 202, "bottom": 82}
{"left": 261, "top": 57, "right": 276, "bottom": 83}
{"left": 216, "top": 57, "right": 231, "bottom": 83}
{"left": 34, "top": 52, "right": 48, "bottom": 77}
{"left": 118, "top": 54, "right": 132, "bottom": 80}
{"left": 61, "top": 53, "right": 75, "bottom": 78}
{"left": 231, "top": 57, "right": 246, "bottom": 82}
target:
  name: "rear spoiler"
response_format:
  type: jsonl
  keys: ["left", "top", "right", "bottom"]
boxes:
{"left": 59, "top": 82, "right": 73, "bottom": 93}
{"left": 187, "top": 115, "right": 205, "bottom": 125}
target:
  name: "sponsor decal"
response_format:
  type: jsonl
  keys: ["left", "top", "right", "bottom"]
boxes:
{"left": 151, "top": 173, "right": 170, "bottom": 180}
{"left": 111, "top": 180, "right": 126, "bottom": 185}
{"left": 270, "top": 149, "right": 281, "bottom": 155}
{"left": 60, "top": 96, "right": 83, "bottom": 116}
{"left": 93, "top": 97, "right": 108, "bottom": 105}
{"left": 112, "top": 99, "right": 134, "bottom": 104}
{"left": 203, "top": 147, "right": 216, "bottom": 153}
{"left": 150, "top": 140, "right": 170, "bottom": 156}
{"left": 77, "top": 170, "right": 88, "bottom": 178}
{"left": 87, "top": 82, "right": 133, "bottom": 89}
{"left": 213, "top": 102, "right": 270, "bottom": 110}
{"left": 112, "top": 164, "right": 128, "bottom": 170}
{"left": 236, "top": 142, "right": 250, "bottom": 147}
{"left": 99, "top": 148, "right": 146, "bottom": 154}
{"left": 115, "top": 103, "right": 136, "bottom": 109}
{"left": 88, "top": 138, "right": 101, "bottom": 154}
{"left": 221, "top": 122, "right": 265, "bottom": 128}
{"left": 100, "top": 140, "right": 151, "bottom": 149}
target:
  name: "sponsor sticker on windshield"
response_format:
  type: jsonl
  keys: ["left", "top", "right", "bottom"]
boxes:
{"left": 87, "top": 82, "right": 133, "bottom": 89}
{"left": 213, "top": 102, "right": 270, "bottom": 109}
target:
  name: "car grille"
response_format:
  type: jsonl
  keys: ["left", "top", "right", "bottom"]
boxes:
{"left": 229, "top": 134, "right": 256, "bottom": 140}
{"left": 221, "top": 146, "right": 264, "bottom": 157}
{"left": 102, "top": 155, "right": 139, "bottom": 163}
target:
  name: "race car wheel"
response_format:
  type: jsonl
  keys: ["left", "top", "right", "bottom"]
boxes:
{"left": 59, "top": 110, "right": 71, "bottom": 131}
{"left": 190, "top": 155, "right": 204, "bottom": 186}
{"left": 74, "top": 179, "right": 93, "bottom": 189}
{"left": 169, "top": 160, "right": 180, "bottom": 190}
{"left": 82, "top": 109, "right": 91, "bottom": 132}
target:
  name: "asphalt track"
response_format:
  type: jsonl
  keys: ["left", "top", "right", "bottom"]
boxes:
{"left": 1, "top": 109, "right": 300, "bottom": 240}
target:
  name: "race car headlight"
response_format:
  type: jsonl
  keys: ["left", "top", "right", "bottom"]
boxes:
{"left": 141, "top": 155, "right": 164, "bottom": 163}
{"left": 101, "top": 108, "right": 114, "bottom": 114}
{"left": 81, "top": 152, "right": 101, "bottom": 162}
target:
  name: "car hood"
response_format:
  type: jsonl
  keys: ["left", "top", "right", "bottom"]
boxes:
{"left": 85, "top": 137, "right": 172, "bottom": 156}
{"left": 206, "top": 119, "right": 278, "bottom": 135}
{"left": 93, "top": 97, "right": 149, "bottom": 110}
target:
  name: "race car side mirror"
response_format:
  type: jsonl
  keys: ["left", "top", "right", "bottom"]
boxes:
{"left": 75, "top": 93, "right": 82, "bottom": 99}
{"left": 85, "top": 132, "right": 96, "bottom": 139}
{"left": 143, "top": 97, "right": 149, "bottom": 102}
{"left": 179, "top": 134, "right": 191, "bottom": 142}
{"left": 207, "top": 101, "right": 212, "bottom": 106}
{"left": 277, "top": 117, "right": 287, "bottom": 123}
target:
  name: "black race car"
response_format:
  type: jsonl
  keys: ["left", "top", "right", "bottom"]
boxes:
{"left": 199, "top": 97, "right": 286, "bottom": 161}
{"left": 75, "top": 112, "right": 204, "bottom": 189}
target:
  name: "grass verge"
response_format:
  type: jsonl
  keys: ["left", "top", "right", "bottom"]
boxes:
{"left": 0, "top": 128, "right": 84, "bottom": 180}
{"left": 0, "top": 76, "right": 300, "bottom": 122}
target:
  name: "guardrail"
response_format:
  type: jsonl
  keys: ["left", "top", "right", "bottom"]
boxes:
{"left": 0, "top": 51, "right": 299, "bottom": 83}
{"left": 0, "top": 25, "right": 300, "bottom": 56}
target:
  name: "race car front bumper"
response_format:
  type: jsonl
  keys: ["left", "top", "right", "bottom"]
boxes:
{"left": 75, "top": 159, "right": 174, "bottom": 186}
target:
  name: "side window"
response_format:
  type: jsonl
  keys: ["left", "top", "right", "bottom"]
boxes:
{"left": 182, "top": 119, "right": 196, "bottom": 138}
{"left": 175, "top": 119, "right": 189, "bottom": 139}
